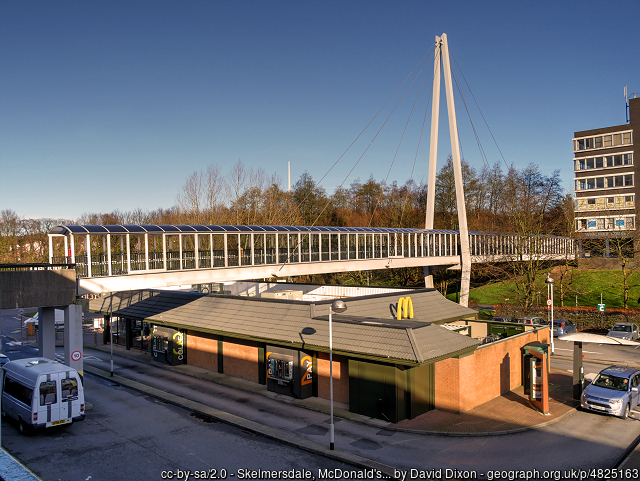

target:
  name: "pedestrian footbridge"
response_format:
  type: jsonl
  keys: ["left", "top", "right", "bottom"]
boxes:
{"left": 48, "top": 225, "right": 575, "bottom": 295}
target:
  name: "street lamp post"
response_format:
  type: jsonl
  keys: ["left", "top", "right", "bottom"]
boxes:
{"left": 546, "top": 275, "right": 555, "bottom": 355}
{"left": 329, "top": 299, "right": 347, "bottom": 450}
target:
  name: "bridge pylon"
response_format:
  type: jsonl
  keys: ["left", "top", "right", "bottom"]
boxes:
{"left": 423, "top": 33, "right": 471, "bottom": 307}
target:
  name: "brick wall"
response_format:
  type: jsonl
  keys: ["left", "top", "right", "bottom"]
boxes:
{"left": 316, "top": 352, "right": 349, "bottom": 404}
{"left": 186, "top": 330, "right": 218, "bottom": 371}
{"left": 223, "top": 338, "right": 260, "bottom": 383}
{"left": 435, "top": 327, "right": 550, "bottom": 413}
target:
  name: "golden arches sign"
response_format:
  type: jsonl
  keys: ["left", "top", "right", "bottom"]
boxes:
{"left": 397, "top": 297, "right": 414, "bottom": 320}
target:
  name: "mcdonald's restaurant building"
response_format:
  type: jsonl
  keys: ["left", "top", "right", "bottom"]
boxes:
{"left": 89, "top": 287, "right": 550, "bottom": 423}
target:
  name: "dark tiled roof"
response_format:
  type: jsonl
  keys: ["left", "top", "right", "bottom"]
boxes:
{"left": 89, "top": 288, "right": 478, "bottom": 365}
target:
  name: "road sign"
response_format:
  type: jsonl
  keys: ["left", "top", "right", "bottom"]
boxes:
{"left": 547, "top": 299, "right": 552, "bottom": 306}
{"left": 71, "top": 351, "right": 82, "bottom": 362}
{"left": 597, "top": 303, "right": 606, "bottom": 312}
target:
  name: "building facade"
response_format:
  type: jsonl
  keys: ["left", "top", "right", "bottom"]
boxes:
{"left": 90, "top": 287, "right": 550, "bottom": 421}
{"left": 573, "top": 97, "right": 639, "bottom": 250}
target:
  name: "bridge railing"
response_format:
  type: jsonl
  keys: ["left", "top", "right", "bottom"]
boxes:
{"left": 47, "top": 226, "right": 574, "bottom": 279}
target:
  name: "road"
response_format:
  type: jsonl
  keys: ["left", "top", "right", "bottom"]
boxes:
{"left": 551, "top": 337, "right": 640, "bottom": 367}
{"left": 2, "top": 373, "right": 358, "bottom": 481}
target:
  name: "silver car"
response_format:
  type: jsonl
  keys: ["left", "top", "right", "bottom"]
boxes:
{"left": 608, "top": 322, "right": 640, "bottom": 341}
{"left": 581, "top": 366, "right": 640, "bottom": 419}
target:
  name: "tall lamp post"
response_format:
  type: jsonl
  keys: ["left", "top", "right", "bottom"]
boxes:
{"left": 546, "top": 275, "right": 555, "bottom": 355}
{"left": 329, "top": 299, "right": 347, "bottom": 450}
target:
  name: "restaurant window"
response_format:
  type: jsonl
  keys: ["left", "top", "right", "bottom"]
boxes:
{"left": 132, "top": 320, "right": 152, "bottom": 351}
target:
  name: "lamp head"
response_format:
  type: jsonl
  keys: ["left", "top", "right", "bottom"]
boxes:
{"left": 331, "top": 299, "right": 347, "bottom": 313}
{"left": 545, "top": 277, "right": 554, "bottom": 284}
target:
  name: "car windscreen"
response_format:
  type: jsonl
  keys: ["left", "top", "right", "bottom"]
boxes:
{"left": 591, "top": 373, "right": 629, "bottom": 391}
{"left": 611, "top": 325, "right": 631, "bottom": 332}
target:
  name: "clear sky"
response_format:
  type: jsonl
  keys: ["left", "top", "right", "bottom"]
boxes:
{"left": 1, "top": 0, "right": 638, "bottom": 221}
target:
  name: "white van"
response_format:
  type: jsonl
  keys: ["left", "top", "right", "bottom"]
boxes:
{"left": 1, "top": 358, "right": 85, "bottom": 434}
{"left": 22, "top": 310, "right": 65, "bottom": 331}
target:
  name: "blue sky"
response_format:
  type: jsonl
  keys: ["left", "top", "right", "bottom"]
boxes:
{"left": 1, "top": 0, "right": 638, "bottom": 220}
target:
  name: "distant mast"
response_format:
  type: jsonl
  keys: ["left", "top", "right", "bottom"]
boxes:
{"left": 625, "top": 85, "right": 629, "bottom": 123}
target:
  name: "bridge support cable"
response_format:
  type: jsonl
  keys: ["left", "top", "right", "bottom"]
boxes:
{"left": 423, "top": 33, "right": 472, "bottom": 306}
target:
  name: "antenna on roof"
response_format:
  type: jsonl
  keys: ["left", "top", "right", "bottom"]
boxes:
{"left": 625, "top": 85, "right": 629, "bottom": 123}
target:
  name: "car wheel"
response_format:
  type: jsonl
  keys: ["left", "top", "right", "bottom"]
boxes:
{"left": 620, "top": 403, "right": 630, "bottom": 420}
{"left": 18, "top": 418, "right": 30, "bottom": 435}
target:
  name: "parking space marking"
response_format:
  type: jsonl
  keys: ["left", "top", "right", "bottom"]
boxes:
{"left": 554, "top": 347, "right": 599, "bottom": 354}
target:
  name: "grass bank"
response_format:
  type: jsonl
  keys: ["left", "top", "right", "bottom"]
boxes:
{"left": 458, "top": 269, "right": 640, "bottom": 310}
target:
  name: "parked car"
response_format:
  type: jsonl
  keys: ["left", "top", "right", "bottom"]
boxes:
{"left": 544, "top": 319, "right": 577, "bottom": 336}
{"left": 581, "top": 365, "right": 640, "bottom": 419}
{"left": 0, "top": 354, "right": 9, "bottom": 368}
{"left": 608, "top": 322, "right": 640, "bottom": 341}
{"left": 518, "top": 316, "right": 546, "bottom": 325}
{"left": 491, "top": 315, "right": 517, "bottom": 323}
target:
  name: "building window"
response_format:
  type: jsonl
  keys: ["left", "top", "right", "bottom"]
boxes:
{"left": 576, "top": 173, "right": 633, "bottom": 191}
{"left": 574, "top": 131, "right": 632, "bottom": 152}
{"left": 574, "top": 195, "right": 634, "bottom": 212}
{"left": 573, "top": 152, "right": 633, "bottom": 171}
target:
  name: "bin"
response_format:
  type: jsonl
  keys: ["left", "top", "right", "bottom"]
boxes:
{"left": 522, "top": 342, "right": 549, "bottom": 395}
{"left": 26, "top": 321, "right": 36, "bottom": 336}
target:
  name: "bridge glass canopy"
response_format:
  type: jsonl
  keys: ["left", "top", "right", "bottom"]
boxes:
{"left": 49, "top": 225, "right": 460, "bottom": 236}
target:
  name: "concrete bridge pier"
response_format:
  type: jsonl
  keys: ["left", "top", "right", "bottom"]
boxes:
{"left": 37, "top": 306, "right": 57, "bottom": 361}
{"left": 37, "top": 304, "right": 83, "bottom": 375}
{"left": 423, "top": 266, "right": 434, "bottom": 288}
{"left": 64, "top": 304, "right": 84, "bottom": 376}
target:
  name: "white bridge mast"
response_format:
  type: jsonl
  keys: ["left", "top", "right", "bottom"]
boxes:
{"left": 424, "top": 33, "right": 472, "bottom": 307}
